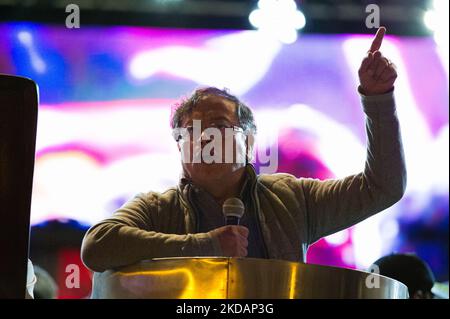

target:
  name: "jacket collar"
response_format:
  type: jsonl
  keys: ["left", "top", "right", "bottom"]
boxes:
{"left": 176, "top": 164, "right": 271, "bottom": 258}
{"left": 177, "top": 164, "right": 259, "bottom": 231}
{"left": 178, "top": 163, "right": 258, "bottom": 199}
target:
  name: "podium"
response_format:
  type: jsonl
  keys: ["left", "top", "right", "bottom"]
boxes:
{"left": 91, "top": 257, "right": 408, "bottom": 299}
{"left": 0, "top": 74, "right": 38, "bottom": 298}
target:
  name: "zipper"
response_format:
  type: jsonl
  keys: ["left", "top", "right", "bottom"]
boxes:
{"left": 178, "top": 183, "right": 200, "bottom": 233}
{"left": 178, "top": 168, "right": 269, "bottom": 258}
{"left": 187, "top": 184, "right": 201, "bottom": 233}
{"left": 250, "top": 177, "right": 270, "bottom": 259}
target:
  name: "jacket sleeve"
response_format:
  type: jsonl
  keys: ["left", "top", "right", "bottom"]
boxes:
{"left": 81, "top": 193, "right": 221, "bottom": 272}
{"left": 299, "top": 88, "right": 407, "bottom": 245}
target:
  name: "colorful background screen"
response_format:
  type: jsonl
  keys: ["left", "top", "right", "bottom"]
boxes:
{"left": 1, "top": 22, "right": 448, "bottom": 297}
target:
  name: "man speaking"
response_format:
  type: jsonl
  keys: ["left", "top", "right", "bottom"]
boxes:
{"left": 81, "top": 27, "right": 406, "bottom": 273}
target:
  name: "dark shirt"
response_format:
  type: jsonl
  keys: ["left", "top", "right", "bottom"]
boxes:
{"left": 188, "top": 175, "right": 266, "bottom": 258}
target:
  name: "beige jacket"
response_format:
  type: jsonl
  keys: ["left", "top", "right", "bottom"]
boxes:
{"left": 81, "top": 90, "right": 406, "bottom": 272}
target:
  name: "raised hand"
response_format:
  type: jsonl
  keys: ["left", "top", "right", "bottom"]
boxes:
{"left": 358, "top": 27, "right": 397, "bottom": 96}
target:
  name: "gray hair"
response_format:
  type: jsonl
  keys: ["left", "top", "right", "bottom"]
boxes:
{"left": 170, "top": 87, "right": 257, "bottom": 135}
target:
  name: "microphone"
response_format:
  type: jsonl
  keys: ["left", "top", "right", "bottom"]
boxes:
{"left": 222, "top": 198, "right": 245, "bottom": 225}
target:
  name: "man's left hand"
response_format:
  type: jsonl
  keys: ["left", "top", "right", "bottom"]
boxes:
{"left": 358, "top": 27, "right": 397, "bottom": 96}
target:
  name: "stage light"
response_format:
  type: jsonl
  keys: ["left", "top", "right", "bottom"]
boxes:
{"left": 424, "top": 0, "right": 449, "bottom": 49}
{"left": 249, "top": 0, "right": 306, "bottom": 44}
{"left": 17, "top": 31, "right": 33, "bottom": 45}
{"left": 424, "top": 0, "right": 448, "bottom": 31}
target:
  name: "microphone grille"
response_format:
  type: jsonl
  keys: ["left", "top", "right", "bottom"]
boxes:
{"left": 222, "top": 197, "right": 245, "bottom": 219}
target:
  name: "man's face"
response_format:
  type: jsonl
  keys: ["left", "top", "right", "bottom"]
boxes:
{"left": 177, "top": 95, "right": 249, "bottom": 182}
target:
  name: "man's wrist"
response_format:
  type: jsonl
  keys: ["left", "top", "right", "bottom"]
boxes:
{"left": 358, "top": 85, "right": 394, "bottom": 97}
{"left": 359, "top": 86, "right": 396, "bottom": 116}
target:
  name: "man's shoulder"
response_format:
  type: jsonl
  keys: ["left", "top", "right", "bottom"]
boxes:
{"left": 258, "top": 172, "right": 300, "bottom": 189}
{"left": 256, "top": 173, "right": 308, "bottom": 208}
{"left": 133, "top": 187, "right": 180, "bottom": 207}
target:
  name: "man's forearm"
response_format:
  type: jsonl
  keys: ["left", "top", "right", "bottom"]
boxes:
{"left": 81, "top": 221, "right": 219, "bottom": 272}
{"left": 360, "top": 87, "right": 407, "bottom": 200}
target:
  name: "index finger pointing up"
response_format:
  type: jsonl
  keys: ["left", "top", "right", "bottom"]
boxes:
{"left": 369, "top": 26, "right": 386, "bottom": 53}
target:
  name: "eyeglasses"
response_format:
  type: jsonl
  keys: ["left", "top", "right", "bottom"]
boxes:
{"left": 172, "top": 123, "right": 246, "bottom": 142}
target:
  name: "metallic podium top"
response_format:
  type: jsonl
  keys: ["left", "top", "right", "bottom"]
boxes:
{"left": 92, "top": 257, "right": 408, "bottom": 299}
